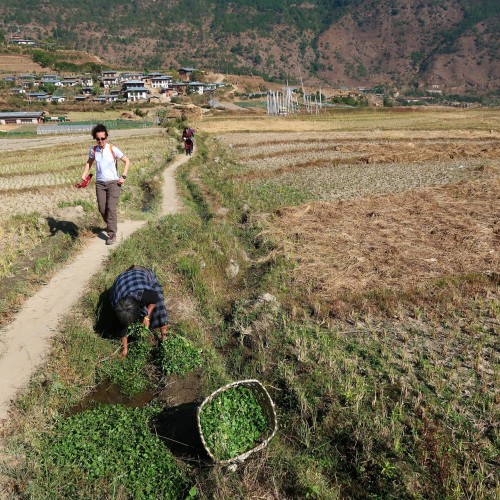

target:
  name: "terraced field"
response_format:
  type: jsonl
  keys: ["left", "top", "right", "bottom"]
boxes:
{"left": 216, "top": 124, "right": 499, "bottom": 295}
{"left": 0, "top": 130, "right": 175, "bottom": 285}
{"left": 221, "top": 132, "right": 499, "bottom": 199}
{"left": 200, "top": 113, "right": 499, "bottom": 497}
{"left": 0, "top": 133, "right": 172, "bottom": 217}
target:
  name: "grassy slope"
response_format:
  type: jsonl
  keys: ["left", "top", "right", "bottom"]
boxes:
{"left": 1, "top": 111, "right": 499, "bottom": 498}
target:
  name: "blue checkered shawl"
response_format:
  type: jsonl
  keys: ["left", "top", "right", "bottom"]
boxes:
{"left": 110, "top": 267, "right": 168, "bottom": 329}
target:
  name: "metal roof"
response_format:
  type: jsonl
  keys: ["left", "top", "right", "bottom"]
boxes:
{"left": 0, "top": 111, "right": 44, "bottom": 117}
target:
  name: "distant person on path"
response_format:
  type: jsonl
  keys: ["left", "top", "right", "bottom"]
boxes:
{"left": 182, "top": 127, "right": 195, "bottom": 156}
{"left": 81, "top": 123, "right": 130, "bottom": 245}
{"left": 184, "top": 136, "right": 194, "bottom": 156}
{"left": 110, "top": 265, "right": 168, "bottom": 357}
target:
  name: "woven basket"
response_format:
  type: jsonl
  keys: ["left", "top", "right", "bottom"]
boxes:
{"left": 197, "top": 379, "right": 278, "bottom": 464}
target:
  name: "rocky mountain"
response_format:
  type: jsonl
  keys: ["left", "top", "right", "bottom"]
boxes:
{"left": 1, "top": 0, "right": 498, "bottom": 93}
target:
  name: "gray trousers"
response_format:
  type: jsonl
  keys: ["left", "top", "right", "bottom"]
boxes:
{"left": 96, "top": 181, "right": 121, "bottom": 239}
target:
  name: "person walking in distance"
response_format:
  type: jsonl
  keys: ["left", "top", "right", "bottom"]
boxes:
{"left": 184, "top": 136, "right": 194, "bottom": 156}
{"left": 182, "top": 126, "right": 194, "bottom": 156}
{"left": 81, "top": 124, "right": 130, "bottom": 245}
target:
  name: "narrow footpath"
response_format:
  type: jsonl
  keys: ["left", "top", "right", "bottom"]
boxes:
{"left": 0, "top": 154, "right": 189, "bottom": 421}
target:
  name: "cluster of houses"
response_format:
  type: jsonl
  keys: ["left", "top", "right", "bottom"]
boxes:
{"left": 3, "top": 68, "right": 224, "bottom": 104}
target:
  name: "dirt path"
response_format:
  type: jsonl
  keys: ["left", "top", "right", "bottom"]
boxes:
{"left": 0, "top": 153, "right": 188, "bottom": 421}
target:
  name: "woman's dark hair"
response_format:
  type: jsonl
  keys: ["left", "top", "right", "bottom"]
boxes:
{"left": 92, "top": 123, "right": 108, "bottom": 140}
{"left": 114, "top": 296, "right": 141, "bottom": 326}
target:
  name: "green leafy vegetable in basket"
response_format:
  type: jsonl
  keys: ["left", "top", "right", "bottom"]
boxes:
{"left": 158, "top": 334, "right": 202, "bottom": 376}
{"left": 200, "top": 386, "right": 268, "bottom": 460}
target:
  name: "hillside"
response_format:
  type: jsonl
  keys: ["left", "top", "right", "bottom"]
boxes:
{"left": 0, "top": 0, "right": 498, "bottom": 92}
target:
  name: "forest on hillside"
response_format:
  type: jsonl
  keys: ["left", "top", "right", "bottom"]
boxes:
{"left": 0, "top": 0, "right": 498, "bottom": 90}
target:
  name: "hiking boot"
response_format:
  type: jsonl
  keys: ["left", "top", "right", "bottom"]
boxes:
{"left": 106, "top": 236, "right": 116, "bottom": 245}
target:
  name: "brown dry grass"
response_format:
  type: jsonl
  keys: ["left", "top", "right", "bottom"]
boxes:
{"left": 269, "top": 177, "right": 499, "bottom": 298}
{"left": 0, "top": 54, "right": 45, "bottom": 73}
{"left": 231, "top": 141, "right": 500, "bottom": 182}
{"left": 235, "top": 138, "right": 500, "bottom": 163}
{"left": 202, "top": 109, "right": 500, "bottom": 134}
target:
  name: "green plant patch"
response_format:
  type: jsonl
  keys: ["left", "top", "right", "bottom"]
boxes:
{"left": 98, "top": 323, "right": 153, "bottom": 397}
{"left": 41, "top": 405, "right": 187, "bottom": 498}
{"left": 158, "top": 334, "right": 202, "bottom": 376}
{"left": 200, "top": 386, "right": 268, "bottom": 460}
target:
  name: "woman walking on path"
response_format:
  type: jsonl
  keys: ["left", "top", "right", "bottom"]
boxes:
{"left": 81, "top": 124, "right": 130, "bottom": 245}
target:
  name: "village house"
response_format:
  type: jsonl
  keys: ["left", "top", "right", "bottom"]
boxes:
{"left": 120, "top": 72, "right": 144, "bottom": 82}
{"left": 188, "top": 81, "right": 206, "bottom": 94}
{"left": 424, "top": 83, "right": 443, "bottom": 95}
{"left": 20, "top": 80, "right": 36, "bottom": 89}
{"left": 178, "top": 67, "right": 197, "bottom": 82}
{"left": 100, "top": 77, "right": 118, "bottom": 88}
{"left": 26, "top": 92, "right": 50, "bottom": 102}
{"left": 150, "top": 75, "right": 173, "bottom": 89}
{"left": 122, "top": 86, "right": 150, "bottom": 102}
{"left": 100, "top": 94, "right": 118, "bottom": 103}
{"left": 60, "top": 78, "right": 79, "bottom": 87}
{"left": 81, "top": 75, "right": 94, "bottom": 86}
{"left": 10, "top": 88, "right": 26, "bottom": 95}
{"left": 8, "top": 38, "right": 36, "bottom": 46}
{"left": 102, "top": 70, "right": 118, "bottom": 79}
{"left": 142, "top": 72, "right": 165, "bottom": 84}
{"left": 168, "top": 82, "right": 188, "bottom": 96}
{"left": 19, "top": 74, "right": 38, "bottom": 89}
{"left": 121, "top": 80, "right": 145, "bottom": 90}
{"left": 41, "top": 75, "right": 61, "bottom": 85}
{"left": 81, "top": 86, "right": 94, "bottom": 95}
{"left": 50, "top": 95, "right": 66, "bottom": 104}
{"left": 0, "top": 111, "right": 45, "bottom": 124}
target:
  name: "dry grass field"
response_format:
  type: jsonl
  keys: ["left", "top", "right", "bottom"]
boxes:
{"left": 207, "top": 110, "right": 499, "bottom": 305}
{"left": 203, "top": 107, "right": 500, "bottom": 133}
{"left": 0, "top": 54, "right": 45, "bottom": 73}
{"left": 0, "top": 129, "right": 174, "bottom": 286}
{"left": 0, "top": 131, "right": 170, "bottom": 217}
{"left": 192, "top": 108, "right": 499, "bottom": 497}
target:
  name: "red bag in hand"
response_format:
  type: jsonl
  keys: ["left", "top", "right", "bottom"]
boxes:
{"left": 75, "top": 173, "right": 93, "bottom": 188}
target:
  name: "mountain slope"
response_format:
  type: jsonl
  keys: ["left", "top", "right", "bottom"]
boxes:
{"left": 1, "top": 0, "right": 498, "bottom": 92}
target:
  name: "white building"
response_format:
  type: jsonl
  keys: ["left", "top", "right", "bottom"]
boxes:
{"left": 151, "top": 76, "right": 173, "bottom": 89}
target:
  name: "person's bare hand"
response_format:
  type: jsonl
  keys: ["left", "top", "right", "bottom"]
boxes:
{"left": 159, "top": 326, "right": 168, "bottom": 341}
{"left": 120, "top": 346, "right": 128, "bottom": 357}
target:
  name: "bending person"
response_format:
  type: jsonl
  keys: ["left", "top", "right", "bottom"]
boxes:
{"left": 110, "top": 265, "right": 168, "bottom": 357}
